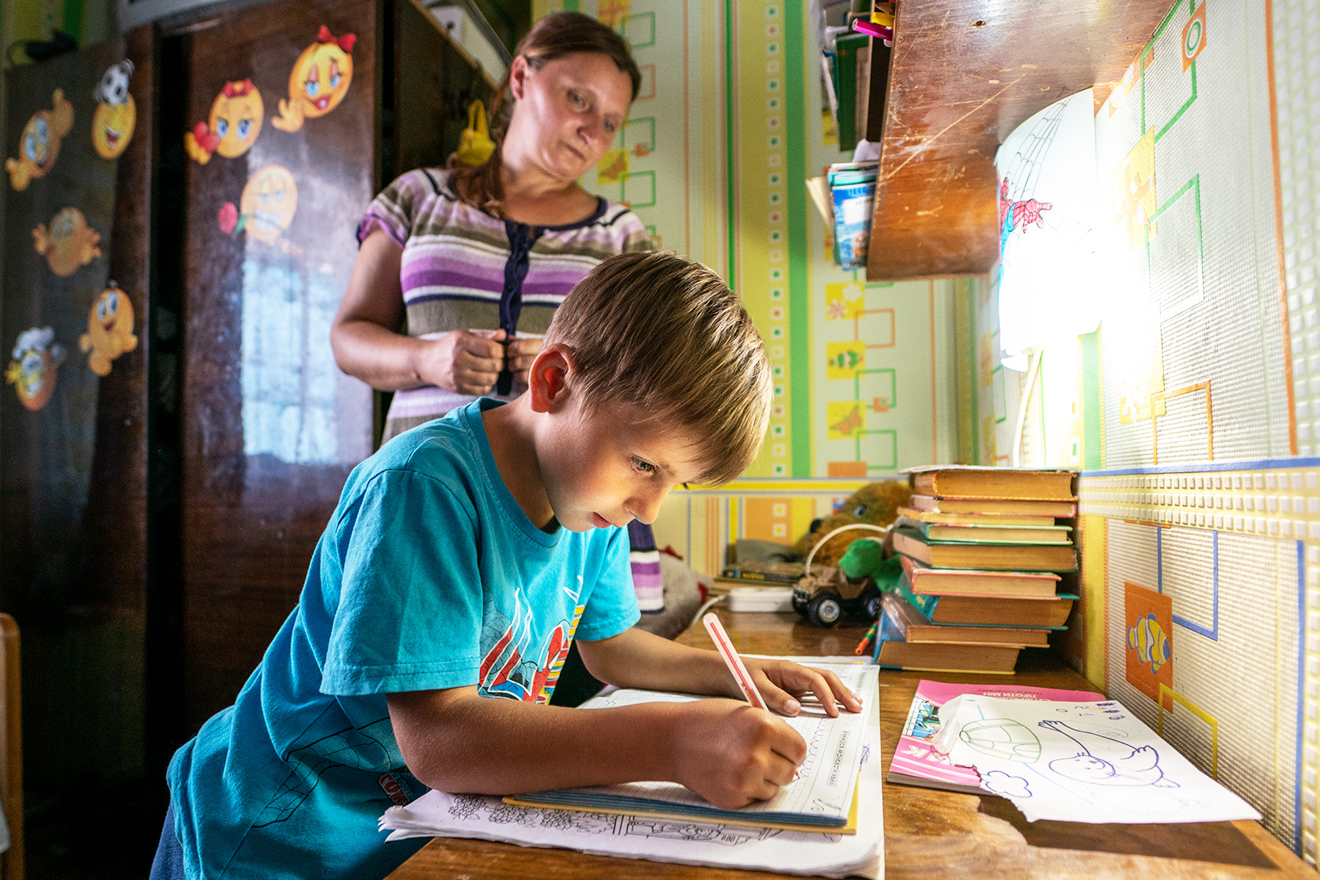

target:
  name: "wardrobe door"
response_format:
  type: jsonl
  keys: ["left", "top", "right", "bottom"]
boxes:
{"left": 0, "top": 28, "right": 154, "bottom": 793}
{"left": 169, "top": 0, "right": 376, "bottom": 730}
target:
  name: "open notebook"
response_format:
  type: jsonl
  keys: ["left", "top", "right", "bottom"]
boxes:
{"left": 504, "top": 663, "right": 876, "bottom": 834}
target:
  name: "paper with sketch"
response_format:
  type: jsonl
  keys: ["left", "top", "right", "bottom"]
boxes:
{"left": 379, "top": 664, "right": 882, "bottom": 878}
{"left": 512, "top": 662, "right": 870, "bottom": 829}
{"left": 934, "top": 694, "right": 1262, "bottom": 824}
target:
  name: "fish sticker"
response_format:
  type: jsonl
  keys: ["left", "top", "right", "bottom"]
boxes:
{"left": 6, "top": 89, "right": 75, "bottom": 190}
{"left": 271, "top": 27, "right": 356, "bottom": 133}
{"left": 32, "top": 207, "right": 101, "bottom": 276}
{"left": 1127, "top": 612, "right": 1170, "bottom": 675}
{"left": 79, "top": 284, "right": 138, "bottom": 376}
{"left": 91, "top": 60, "right": 137, "bottom": 158}
{"left": 185, "top": 79, "right": 264, "bottom": 164}
{"left": 5, "top": 327, "right": 66, "bottom": 410}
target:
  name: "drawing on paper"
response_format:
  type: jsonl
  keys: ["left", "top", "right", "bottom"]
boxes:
{"left": 1040, "top": 720, "right": 1179, "bottom": 788}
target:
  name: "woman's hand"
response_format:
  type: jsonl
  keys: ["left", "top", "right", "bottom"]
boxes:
{"left": 504, "top": 335, "right": 545, "bottom": 389}
{"left": 420, "top": 330, "right": 507, "bottom": 395}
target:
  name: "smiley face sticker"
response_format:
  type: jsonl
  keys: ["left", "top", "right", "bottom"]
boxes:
{"left": 79, "top": 283, "right": 138, "bottom": 376}
{"left": 271, "top": 27, "right": 356, "bottom": 133}
{"left": 6, "top": 90, "right": 75, "bottom": 190}
{"left": 185, "top": 79, "right": 265, "bottom": 165}
{"left": 219, "top": 164, "right": 299, "bottom": 243}
{"left": 5, "top": 327, "right": 66, "bottom": 411}
{"left": 32, "top": 207, "right": 102, "bottom": 276}
{"left": 91, "top": 60, "right": 137, "bottom": 158}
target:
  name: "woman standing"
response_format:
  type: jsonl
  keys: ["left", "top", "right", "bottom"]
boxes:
{"left": 331, "top": 11, "right": 651, "bottom": 442}
{"left": 331, "top": 13, "right": 666, "bottom": 702}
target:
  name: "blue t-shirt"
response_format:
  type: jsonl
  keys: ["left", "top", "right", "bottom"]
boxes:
{"left": 167, "top": 399, "right": 640, "bottom": 879}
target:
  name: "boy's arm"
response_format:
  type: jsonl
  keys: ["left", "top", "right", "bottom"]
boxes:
{"left": 387, "top": 684, "right": 802, "bottom": 809}
{"left": 575, "top": 627, "right": 864, "bottom": 717}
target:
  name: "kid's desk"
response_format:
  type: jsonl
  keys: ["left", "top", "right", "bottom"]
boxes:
{"left": 385, "top": 610, "right": 1312, "bottom": 879}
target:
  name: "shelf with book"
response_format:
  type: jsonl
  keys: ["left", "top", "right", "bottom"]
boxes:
{"left": 863, "top": 1, "right": 1168, "bottom": 281}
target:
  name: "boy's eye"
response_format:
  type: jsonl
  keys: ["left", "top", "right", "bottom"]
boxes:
{"left": 603, "top": 120, "right": 616, "bottom": 133}
{"left": 632, "top": 458, "right": 655, "bottom": 474}
{"left": 568, "top": 91, "right": 585, "bottom": 106}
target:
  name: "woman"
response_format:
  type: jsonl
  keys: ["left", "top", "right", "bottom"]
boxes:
{"left": 331, "top": 11, "right": 651, "bottom": 442}
{"left": 331, "top": 13, "right": 665, "bottom": 703}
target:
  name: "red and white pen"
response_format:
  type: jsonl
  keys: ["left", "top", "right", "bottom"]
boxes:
{"left": 703, "top": 612, "right": 768, "bottom": 710}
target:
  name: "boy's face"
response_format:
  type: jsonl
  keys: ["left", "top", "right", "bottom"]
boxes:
{"left": 539, "top": 398, "right": 705, "bottom": 532}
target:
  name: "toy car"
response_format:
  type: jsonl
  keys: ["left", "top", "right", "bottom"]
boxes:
{"left": 791, "top": 565, "right": 882, "bottom": 627}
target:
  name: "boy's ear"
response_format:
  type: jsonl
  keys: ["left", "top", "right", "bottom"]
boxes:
{"left": 528, "top": 343, "right": 576, "bottom": 413}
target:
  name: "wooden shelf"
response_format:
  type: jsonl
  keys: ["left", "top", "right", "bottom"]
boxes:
{"left": 865, "top": 0, "right": 1171, "bottom": 281}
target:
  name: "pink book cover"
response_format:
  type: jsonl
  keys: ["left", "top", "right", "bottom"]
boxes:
{"left": 888, "top": 679, "right": 1104, "bottom": 794}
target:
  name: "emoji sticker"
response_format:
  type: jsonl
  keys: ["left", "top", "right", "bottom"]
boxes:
{"left": 271, "top": 27, "right": 356, "bottom": 133}
{"left": 5, "top": 327, "right": 66, "bottom": 411}
{"left": 32, "top": 207, "right": 102, "bottom": 276}
{"left": 184, "top": 79, "right": 264, "bottom": 164}
{"left": 6, "top": 89, "right": 75, "bottom": 190}
{"left": 219, "top": 164, "right": 299, "bottom": 242}
{"left": 79, "top": 283, "right": 138, "bottom": 376}
{"left": 91, "top": 60, "right": 137, "bottom": 158}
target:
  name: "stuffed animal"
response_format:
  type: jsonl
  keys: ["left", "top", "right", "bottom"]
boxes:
{"left": 794, "top": 480, "right": 911, "bottom": 568}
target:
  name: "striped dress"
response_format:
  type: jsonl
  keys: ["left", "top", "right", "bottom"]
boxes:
{"left": 356, "top": 168, "right": 663, "bottom": 613}
{"left": 357, "top": 167, "right": 653, "bottom": 441}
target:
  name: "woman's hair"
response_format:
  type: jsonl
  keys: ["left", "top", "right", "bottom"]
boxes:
{"left": 544, "top": 251, "right": 773, "bottom": 487}
{"left": 453, "top": 12, "right": 641, "bottom": 214}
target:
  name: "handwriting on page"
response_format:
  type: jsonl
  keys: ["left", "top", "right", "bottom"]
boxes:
{"left": 575, "top": 664, "right": 872, "bottom": 820}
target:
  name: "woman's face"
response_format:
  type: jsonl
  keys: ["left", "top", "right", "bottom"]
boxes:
{"left": 504, "top": 51, "right": 634, "bottom": 184}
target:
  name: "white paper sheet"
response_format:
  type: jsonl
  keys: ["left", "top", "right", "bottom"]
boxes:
{"left": 937, "top": 694, "right": 1262, "bottom": 824}
{"left": 379, "top": 664, "right": 882, "bottom": 878}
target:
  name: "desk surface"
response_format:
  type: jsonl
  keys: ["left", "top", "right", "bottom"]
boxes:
{"left": 386, "top": 610, "right": 1313, "bottom": 879}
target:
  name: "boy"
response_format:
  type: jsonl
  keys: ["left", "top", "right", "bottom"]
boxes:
{"left": 152, "top": 251, "right": 862, "bottom": 879}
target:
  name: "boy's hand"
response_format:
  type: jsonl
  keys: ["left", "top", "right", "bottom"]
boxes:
{"left": 668, "top": 699, "right": 806, "bottom": 810}
{"left": 743, "top": 659, "right": 864, "bottom": 718}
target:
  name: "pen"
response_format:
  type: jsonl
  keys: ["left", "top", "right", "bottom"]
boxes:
{"left": 703, "top": 612, "right": 767, "bottom": 710}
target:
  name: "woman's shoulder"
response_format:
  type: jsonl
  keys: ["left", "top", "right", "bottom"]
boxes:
{"left": 382, "top": 167, "right": 459, "bottom": 202}
{"left": 590, "top": 198, "right": 653, "bottom": 250}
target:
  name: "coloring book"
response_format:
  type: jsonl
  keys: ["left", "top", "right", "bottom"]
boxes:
{"left": 888, "top": 679, "right": 1103, "bottom": 794}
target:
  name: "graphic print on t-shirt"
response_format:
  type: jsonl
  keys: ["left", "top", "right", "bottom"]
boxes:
{"left": 479, "top": 581, "right": 585, "bottom": 703}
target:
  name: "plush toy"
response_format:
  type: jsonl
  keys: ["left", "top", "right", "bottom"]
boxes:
{"left": 794, "top": 480, "right": 911, "bottom": 568}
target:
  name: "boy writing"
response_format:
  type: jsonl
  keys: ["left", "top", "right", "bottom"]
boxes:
{"left": 151, "top": 251, "right": 862, "bottom": 879}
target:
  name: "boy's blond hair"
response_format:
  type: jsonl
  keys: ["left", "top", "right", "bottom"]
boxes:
{"left": 544, "top": 251, "right": 772, "bottom": 486}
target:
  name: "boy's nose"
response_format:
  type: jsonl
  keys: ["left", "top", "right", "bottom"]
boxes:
{"left": 627, "top": 484, "right": 671, "bottom": 525}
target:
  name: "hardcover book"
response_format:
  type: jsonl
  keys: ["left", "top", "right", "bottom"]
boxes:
{"left": 900, "top": 555, "right": 1061, "bottom": 599}
{"left": 892, "top": 526, "right": 1078, "bottom": 572}
{"left": 904, "top": 465, "right": 1077, "bottom": 501}
{"left": 900, "top": 578, "right": 1078, "bottom": 628}
{"left": 893, "top": 516, "right": 1072, "bottom": 545}
{"left": 881, "top": 591, "right": 1051, "bottom": 648}
{"left": 872, "top": 607, "right": 1021, "bottom": 674}
{"left": 907, "top": 494, "right": 1078, "bottom": 518}
{"left": 895, "top": 505, "right": 1057, "bottom": 527}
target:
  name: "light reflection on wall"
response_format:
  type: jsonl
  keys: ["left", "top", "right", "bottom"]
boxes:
{"left": 240, "top": 255, "right": 342, "bottom": 463}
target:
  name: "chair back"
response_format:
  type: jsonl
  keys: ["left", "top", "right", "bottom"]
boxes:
{"left": 0, "top": 615, "right": 23, "bottom": 880}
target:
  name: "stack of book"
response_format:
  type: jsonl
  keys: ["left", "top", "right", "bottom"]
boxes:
{"left": 875, "top": 465, "right": 1079, "bottom": 674}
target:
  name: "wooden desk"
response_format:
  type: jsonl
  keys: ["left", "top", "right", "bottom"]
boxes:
{"left": 386, "top": 610, "right": 1312, "bottom": 879}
